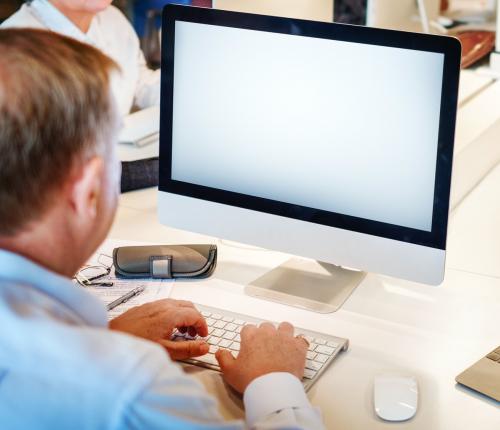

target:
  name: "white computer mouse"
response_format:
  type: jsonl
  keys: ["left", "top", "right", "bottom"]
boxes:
{"left": 373, "top": 375, "right": 418, "bottom": 421}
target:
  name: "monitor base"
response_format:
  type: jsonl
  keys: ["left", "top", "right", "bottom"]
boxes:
{"left": 245, "top": 258, "right": 366, "bottom": 313}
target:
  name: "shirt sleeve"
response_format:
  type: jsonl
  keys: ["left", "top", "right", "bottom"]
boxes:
{"left": 126, "top": 352, "right": 323, "bottom": 430}
{"left": 243, "top": 373, "right": 325, "bottom": 430}
{"left": 133, "top": 48, "right": 161, "bottom": 110}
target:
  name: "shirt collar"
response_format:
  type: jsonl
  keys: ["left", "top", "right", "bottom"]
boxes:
{"left": 29, "top": 0, "right": 95, "bottom": 45}
{"left": 0, "top": 249, "right": 107, "bottom": 328}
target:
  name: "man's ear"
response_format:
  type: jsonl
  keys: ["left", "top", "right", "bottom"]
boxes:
{"left": 68, "top": 156, "right": 104, "bottom": 221}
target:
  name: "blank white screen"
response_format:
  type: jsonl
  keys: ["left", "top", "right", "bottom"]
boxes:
{"left": 171, "top": 21, "right": 444, "bottom": 231}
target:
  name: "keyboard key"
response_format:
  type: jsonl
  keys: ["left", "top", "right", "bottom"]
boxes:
{"left": 326, "top": 341, "right": 339, "bottom": 348}
{"left": 206, "top": 318, "right": 216, "bottom": 326}
{"left": 316, "top": 345, "right": 335, "bottom": 355}
{"left": 303, "top": 368, "right": 317, "bottom": 379}
{"left": 214, "top": 321, "right": 227, "bottom": 329}
{"left": 235, "top": 334, "right": 241, "bottom": 342}
{"left": 225, "top": 323, "right": 238, "bottom": 332}
{"left": 309, "top": 343, "right": 318, "bottom": 352}
{"left": 222, "top": 332, "right": 236, "bottom": 340}
{"left": 222, "top": 316, "right": 233, "bottom": 322}
{"left": 201, "top": 311, "right": 211, "bottom": 317}
{"left": 211, "top": 314, "right": 222, "bottom": 320}
{"left": 306, "top": 360, "right": 323, "bottom": 371}
{"left": 208, "top": 327, "right": 215, "bottom": 335}
{"left": 212, "top": 329, "right": 224, "bottom": 337}
{"left": 315, "top": 338, "right": 327, "bottom": 345}
{"left": 209, "top": 345, "right": 218, "bottom": 354}
{"left": 306, "top": 351, "right": 317, "bottom": 360}
{"left": 234, "top": 319, "right": 246, "bottom": 325}
{"left": 219, "top": 339, "right": 232, "bottom": 348}
{"left": 315, "top": 354, "right": 329, "bottom": 363}
{"left": 196, "top": 354, "right": 219, "bottom": 366}
{"left": 230, "top": 342, "right": 240, "bottom": 351}
{"left": 304, "top": 335, "right": 314, "bottom": 344}
{"left": 207, "top": 336, "right": 220, "bottom": 346}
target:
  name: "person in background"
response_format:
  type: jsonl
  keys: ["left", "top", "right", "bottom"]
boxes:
{"left": 0, "top": 28, "right": 324, "bottom": 429}
{"left": 2, "top": 0, "right": 159, "bottom": 117}
{"left": 2, "top": 0, "right": 163, "bottom": 192}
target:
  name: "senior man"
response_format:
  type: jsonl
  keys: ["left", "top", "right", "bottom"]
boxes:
{"left": 0, "top": 29, "right": 324, "bottom": 429}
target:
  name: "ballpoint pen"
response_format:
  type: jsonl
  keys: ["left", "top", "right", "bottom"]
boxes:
{"left": 107, "top": 285, "right": 146, "bottom": 311}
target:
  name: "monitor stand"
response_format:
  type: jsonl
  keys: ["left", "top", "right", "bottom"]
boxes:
{"left": 245, "top": 258, "right": 366, "bottom": 313}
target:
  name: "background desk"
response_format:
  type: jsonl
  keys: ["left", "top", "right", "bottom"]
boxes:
{"left": 109, "top": 69, "right": 500, "bottom": 428}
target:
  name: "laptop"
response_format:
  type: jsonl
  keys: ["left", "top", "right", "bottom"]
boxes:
{"left": 456, "top": 345, "right": 500, "bottom": 401}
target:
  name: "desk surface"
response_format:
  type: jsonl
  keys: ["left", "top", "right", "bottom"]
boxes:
{"left": 108, "top": 69, "right": 500, "bottom": 429}
{"left": 109, "top": 185, "right": 500, "bottom": 429}
{"left": 448, "top": 162, "right": 500, "bottom": 279}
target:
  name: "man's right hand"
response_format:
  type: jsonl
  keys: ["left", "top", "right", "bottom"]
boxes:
{"left": 215, "top": 321, "right": 308, "bottom": 393}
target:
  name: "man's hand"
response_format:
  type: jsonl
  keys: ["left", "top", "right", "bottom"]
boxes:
{"left": 109, "top": 299, "right": 209, "bottom": 360}
{"left": 215, "top": 321, "right": 308, "bottom": 393}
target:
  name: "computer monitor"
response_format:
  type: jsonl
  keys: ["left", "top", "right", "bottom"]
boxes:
{"left": 213, "top": 0, "right": 334, "bottom": 22}
{"left": 158, "top": 5, "right": 460, "bottom": 313}
{"left": 334, "top": 0, "right": 367, "bottom": 25}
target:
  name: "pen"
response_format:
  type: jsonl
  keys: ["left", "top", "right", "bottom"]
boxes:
{"left": 107, "top": 285, "right": 145, "bottom": 311}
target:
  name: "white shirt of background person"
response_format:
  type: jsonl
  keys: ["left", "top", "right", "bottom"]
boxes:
{"left": 1, "top": 0, "right": 160, "bottom": 116}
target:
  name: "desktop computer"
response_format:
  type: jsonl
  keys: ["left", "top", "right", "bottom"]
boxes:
{"left": 158, "top": 4, "right": 460, "bottom": 385}
{"left": 158, "top": 5, "right": 460, "bottom": 314}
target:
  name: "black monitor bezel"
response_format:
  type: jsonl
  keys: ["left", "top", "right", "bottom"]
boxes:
{"left": 159, "top": 5, "right": 461, "bottom": 250}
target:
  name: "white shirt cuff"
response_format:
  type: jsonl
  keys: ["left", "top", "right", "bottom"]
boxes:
{"left": 243, "top": 372, "right": 310, "bottom": 427}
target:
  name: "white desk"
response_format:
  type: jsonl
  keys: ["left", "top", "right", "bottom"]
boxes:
{"left": 108, "top": 68, "right": 500, "bottom": 429}
{"left": 117, "top": 140, "right": 158, "bottom": 162}
{"left": 448, "top": 162, "right": 500, "bottom": 279}
{"left": 454, "top": 79, "right": 500, "bottom": 154}
{"left": 458, "top": 69, "right": 493, "bottom": 107}
{"left": 109, "top": 185, "right": 500, "bottom": 429}
{"left": 450, "top": 74, "right": 500, "bottom": 208}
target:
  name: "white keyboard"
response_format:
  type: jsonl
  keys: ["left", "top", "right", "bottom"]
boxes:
{"left": 173, "top": 304, "right": 349, "bottom": 391}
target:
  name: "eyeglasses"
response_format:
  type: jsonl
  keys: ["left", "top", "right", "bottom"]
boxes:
{"left": 74, "top": 254, "right": 114, "bottom": 287}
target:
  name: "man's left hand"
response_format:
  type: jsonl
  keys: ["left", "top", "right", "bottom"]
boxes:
{"left": 109, "top": 299, "right": 209, "bottom": 360}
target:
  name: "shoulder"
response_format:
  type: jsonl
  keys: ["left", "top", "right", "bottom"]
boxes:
{"left": 0, "top": 4, "right": 45, "bottom": 29}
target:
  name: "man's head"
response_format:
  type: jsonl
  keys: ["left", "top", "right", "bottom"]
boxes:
{"left": 0, "top": 29, "right": 121, "bottom": 275}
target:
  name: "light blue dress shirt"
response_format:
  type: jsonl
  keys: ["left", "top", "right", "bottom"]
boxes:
{"left": 0, "top": 249, "right": 323, "bottom": 429}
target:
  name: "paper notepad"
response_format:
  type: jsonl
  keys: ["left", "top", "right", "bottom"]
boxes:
{"left": 82, "top": 239, "right": 174, "bottom": 319}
